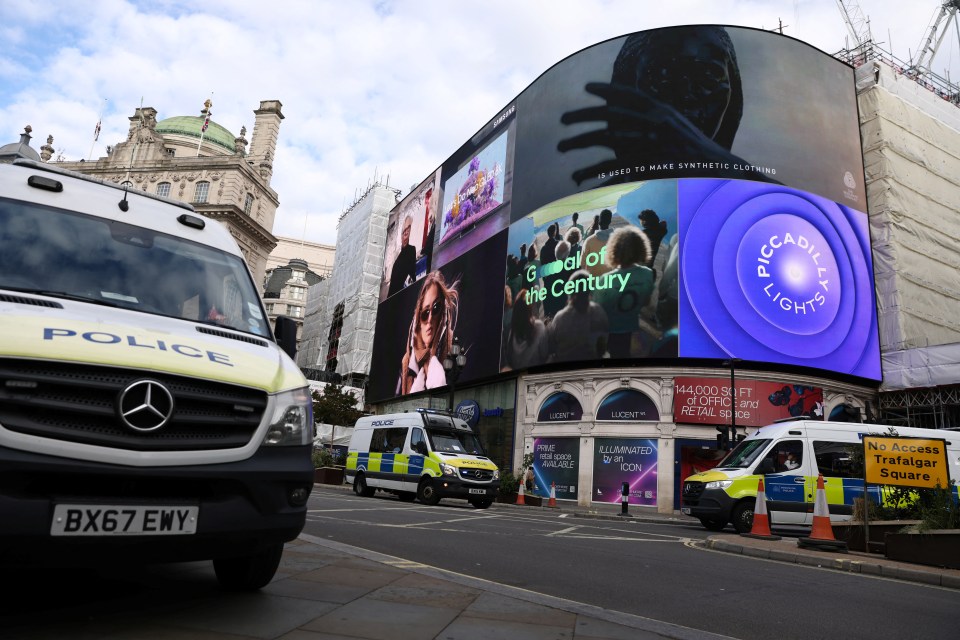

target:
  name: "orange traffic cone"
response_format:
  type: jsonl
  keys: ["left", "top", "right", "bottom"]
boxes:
{"left": 798, "top": 474, "right": 847, "bottom": 551}
{"left": 516, "top": 481, "right": 526, "bottom": 505}
{"left": 547, "top": 482, "right": 557, "bottom": 508}
{"left": 741, "top": 477, "right": 781, "bottom": 540}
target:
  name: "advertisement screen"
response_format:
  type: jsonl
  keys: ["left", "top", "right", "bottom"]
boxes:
{"left": 673, "top": 376, "right": 824, "bottom": 427}
{"left": 593, "top": 438, "right": 658, "bottom": 506}
{"left": 532, "top": 437, "right": 579, "bottom": 500}
{"left": 380, "top": 171, "right": 441, "bottom": 302}
{"left": 367, "top": 25, "right": 877, "bottom": 403}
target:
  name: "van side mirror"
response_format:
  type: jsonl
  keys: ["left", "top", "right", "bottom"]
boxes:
{"left": 274, "top": 315, "right": 298, "bottom": 360}
{"left": 414, "top": 441, "right": 428, "bottom": 456}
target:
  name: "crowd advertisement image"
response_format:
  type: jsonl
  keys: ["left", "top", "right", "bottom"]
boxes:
{"left": 367, "top": 24, "right": 879, "bottom": 403}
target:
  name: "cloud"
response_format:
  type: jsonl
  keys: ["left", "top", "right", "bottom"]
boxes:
{"left": 1, "top": 0, "right": 954, "bottom": 244}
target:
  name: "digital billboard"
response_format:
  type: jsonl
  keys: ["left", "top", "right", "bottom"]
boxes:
{"left": 367, "top": 25, "right": 879, "bottom": 403}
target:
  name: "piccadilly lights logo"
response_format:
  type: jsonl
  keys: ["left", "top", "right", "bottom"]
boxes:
{"left": 738, "top": 213, "right": 840, "bottom": 335}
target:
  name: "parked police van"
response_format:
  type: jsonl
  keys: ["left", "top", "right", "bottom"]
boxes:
{"left": 0, "top": 160, "right": 314, "bottom": 590}
{"left": 346, "top": 409, "right": 500, "bottom": 507}
{"left": 681, "top": 420, "right": 960, "bottom": 533}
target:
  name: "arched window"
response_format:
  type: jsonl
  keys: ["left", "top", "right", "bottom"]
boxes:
{"left": 194, "top": 181, "right": 210, "bottom": 203}
{"left": 156, "top": 182, "right": 171, "bottom": 198}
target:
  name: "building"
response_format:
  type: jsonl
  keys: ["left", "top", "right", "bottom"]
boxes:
{"left": 52, "top": 100, "right": 285, "bottom": 285}
{"left": 362, "top": 25, "right": 960, "bottom": 515}
{"left": 298, "top": 180, "right": 398, "bottom": 397}
{"left": 262, "top": 257, "right": 325, "bottom": 344}
{"left": 266, "top": 237, "right": 335, "bottom": 279}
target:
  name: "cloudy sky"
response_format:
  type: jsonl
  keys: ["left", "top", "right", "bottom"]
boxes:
{"left": 2, "top": 0, "right": 956, "bottom": 245}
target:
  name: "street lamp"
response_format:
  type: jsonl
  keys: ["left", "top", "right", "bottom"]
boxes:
{"left": 722, "top": 358, "right": 742, "bottom": 449}
{"left": 443, "top": 336, "right": 466, "bottom": 411}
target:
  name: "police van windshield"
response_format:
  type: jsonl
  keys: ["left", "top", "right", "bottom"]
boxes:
{"left": 0, "top": 198, "right": 271, "bottom": 338}
{"left": 428, "top": 429, "right": 486, "bottom": 455}
{"left": 716, "top": 439, "right": 770, "bottom": 469}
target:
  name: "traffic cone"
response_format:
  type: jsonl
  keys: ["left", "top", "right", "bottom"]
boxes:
{"left": 516, "top": 481, "right": 526, "bottom": 505}
{"left": 741, "top": 477, "right": 781, "bottom": 540}
{"left": 798, "top": 474, "right": 847, "bottom": 551}
{"left": 547, "top": 482, "right": 557, "bottom": 508}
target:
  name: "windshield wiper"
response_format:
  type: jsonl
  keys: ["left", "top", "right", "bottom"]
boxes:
{"left": 2, "top": 286, "right": 122, "bottom": 308}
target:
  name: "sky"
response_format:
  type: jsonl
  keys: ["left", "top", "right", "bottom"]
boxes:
{"left": 2, "top": 0, "right": 958, "bottom": 246}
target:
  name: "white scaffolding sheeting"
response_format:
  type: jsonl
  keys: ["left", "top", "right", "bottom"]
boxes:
{"left": 857, "top": 63, "right": 960, "bottom": 389}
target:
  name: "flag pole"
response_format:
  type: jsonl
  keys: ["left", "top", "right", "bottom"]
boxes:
{"left": 88, "top": 98, "right": 106, "bottom": 160}
{"left": 196, "top": 92, "right": 214, "bottom": 157}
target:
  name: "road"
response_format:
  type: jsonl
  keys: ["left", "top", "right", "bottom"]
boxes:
{"left": 305, "top": 486, "right": 958, "bottom": 640}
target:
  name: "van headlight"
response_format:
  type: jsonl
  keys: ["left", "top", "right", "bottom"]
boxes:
{"left": 441, "top": 463, "right": 457, "bottom": 476}
{"left": 705, "top": 480, "right": 733, "bottom": 490}
{"left": 493, "top": 469, "right": 500, "bottom": 480}
{"left": 262, "top": 387, "right": 313, "bottom": 446}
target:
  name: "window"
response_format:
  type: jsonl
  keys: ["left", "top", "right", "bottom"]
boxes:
{"left": 411, "top": 428, "right": 427, "bottom": 455}
{"left": 194, "top": 181, "right": 210, "bottom": 203}
{"left": 292, "top": 269, "right": 305, "bottom": 283}
{"left": 244, "top": 193, "right": 254, "bottom": 215}
{"left": 156, "top": 182, "right": 171, "bottom": 198}
{"left": 813, "top": 441, "right": 863, "bottom": 479}
{"left": 371, "top": 428, "right": 407, "bottom": 454}
{"left": 288, "top": 286, "right": 304, "bottom": 300}
{"left": 288, "top": 305, "right": 303, "bottom": 318}
{"left": 265, "top": 303, "right": 275, "bottom": 314}
{"left": 757, "top": 440, "right": 804, "bottom": 473}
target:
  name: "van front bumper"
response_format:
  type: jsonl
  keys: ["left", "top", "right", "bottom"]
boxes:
{"left": 434, "top": 477, "right": 499, "bottom": 501}
{"left": 681, "top": 486, "right": 735, "bottom": 521}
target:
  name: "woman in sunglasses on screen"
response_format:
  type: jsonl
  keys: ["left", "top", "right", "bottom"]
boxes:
{"left": 397, "top": 271, "right": 460, "bottom": 395}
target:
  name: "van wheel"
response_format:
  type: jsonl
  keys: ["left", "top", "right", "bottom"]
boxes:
{"left": 699, "top": 518, "right": 727, "bottom": 532}
{"left": 397, "top": 491, "right": 416, "bottom": 502}
{"left": 417, "top": 479, "right": 441, "bottom": 505}
{"left": 732, "top": 501, "right": 755, "bottom": 534}
{"left": 354, "top": 473, "right": 375, "bottom": 497}
{"left": 213, "top": 542, "right": 283, "bottom": 591}
{"left": 470, "top": 499, "right": 492, "bottom": 509}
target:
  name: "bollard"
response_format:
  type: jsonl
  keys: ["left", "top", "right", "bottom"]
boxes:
{"left": 621, "top": 481, "right": 629, "bottom": 516}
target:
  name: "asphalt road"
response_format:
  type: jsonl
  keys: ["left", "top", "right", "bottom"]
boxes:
{"left": 306, "top": 486, "right": 959, "bottom": 640}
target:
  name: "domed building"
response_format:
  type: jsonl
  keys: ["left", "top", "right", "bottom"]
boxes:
{"left": 54, "top": 99, "right": 285, "bottom": 285}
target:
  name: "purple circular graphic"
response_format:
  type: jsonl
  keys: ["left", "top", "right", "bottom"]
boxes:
{"left": 681, "top": 180, "right": 877, "bottom": 372}
{"left": 735, "top": 214, "right": 840, "bottom": 336}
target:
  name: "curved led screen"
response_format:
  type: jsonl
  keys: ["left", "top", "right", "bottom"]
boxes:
{"left": 367, "top": 25, "right": 879, "bottom": 403}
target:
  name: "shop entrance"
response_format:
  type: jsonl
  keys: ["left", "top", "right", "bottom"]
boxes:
{"left": 674, "top": 438, "right": 727, "bottom": 510}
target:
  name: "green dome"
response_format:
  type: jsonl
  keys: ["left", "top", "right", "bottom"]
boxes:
{"left": 155, "top": 115, "right": 236, "bottom": 153}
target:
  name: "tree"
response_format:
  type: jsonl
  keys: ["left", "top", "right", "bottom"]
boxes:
{"left": 311, "top": 383, "right": 362, "bottom": 430}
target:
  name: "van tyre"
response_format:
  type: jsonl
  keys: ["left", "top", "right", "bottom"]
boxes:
{"left": 417, "top": 479, "right": 441, "bottom": 505}
{"left": 213, "top": 542, "right": 284, "bottom": 591}
{"left": 470, "top": 499, "right": 492, "bottom": 509}
{"left": 354, "top": 473, "right": 375, "bottom": 497}
{"left": 732, "top": 501, "right": 755, "bottom": 534}
{"left": 699, "top": 518, "right": 727, "bottom": 532}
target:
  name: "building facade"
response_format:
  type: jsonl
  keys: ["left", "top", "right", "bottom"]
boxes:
{"left": 366, "top": 26, "right": 960, "bottom": 516}
{"left": 53, "top": 100, "right": 285, "bottom": 285}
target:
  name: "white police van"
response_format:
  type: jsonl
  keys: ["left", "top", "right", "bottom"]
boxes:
{"left": 0, "top": 160, "right": 314, "bottom": 590}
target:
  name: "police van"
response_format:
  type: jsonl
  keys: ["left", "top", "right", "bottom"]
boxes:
{"left": 345, "top": 409, "right": 500, "bottom": 507}
{"left": 681, "top": 420, "right": 960, "bottom": 533}
{"left": 0, "top": 160, "right": 314, "bottom": 590}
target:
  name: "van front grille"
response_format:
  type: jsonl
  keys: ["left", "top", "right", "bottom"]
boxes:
{"left": 0, "top": 359, "right": 266, "bottom": 451}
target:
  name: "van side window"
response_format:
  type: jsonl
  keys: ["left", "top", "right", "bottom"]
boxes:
{"left": 759, "top": 440, "right": 803, "bottom": 473}
{"left": 370, "top": 427, "right": 406, "bottom": 454}
{"left": 411, "top": 428, "right": 428, "bottom": 455}
{"left": 813, "top": 441, "right": 863, "bottom": 478}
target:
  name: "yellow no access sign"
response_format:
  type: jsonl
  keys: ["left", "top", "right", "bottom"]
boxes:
{"left": 863, "top": 436, "right": 951, "bottom": 489}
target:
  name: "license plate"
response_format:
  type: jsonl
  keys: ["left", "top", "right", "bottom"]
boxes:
{"left": 468, "top": 488, "right": 487, "bottom": 495}
{"left": 51, "top": 504, "right": 198, "bottom": 536}
{"left": 681, "top": 507, "right": 691, "bottom": 515}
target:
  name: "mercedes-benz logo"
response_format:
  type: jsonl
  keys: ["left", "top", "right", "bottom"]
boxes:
{"left": 117, "top": 379, "right": 174, "bottom": 432}
{"left": 474, "top": 470, "right": 482, "bottom": 479}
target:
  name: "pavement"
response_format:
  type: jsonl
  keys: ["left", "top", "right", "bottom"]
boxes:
{"left": 5, "top": 489, "right": 958, "bottom": 640}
